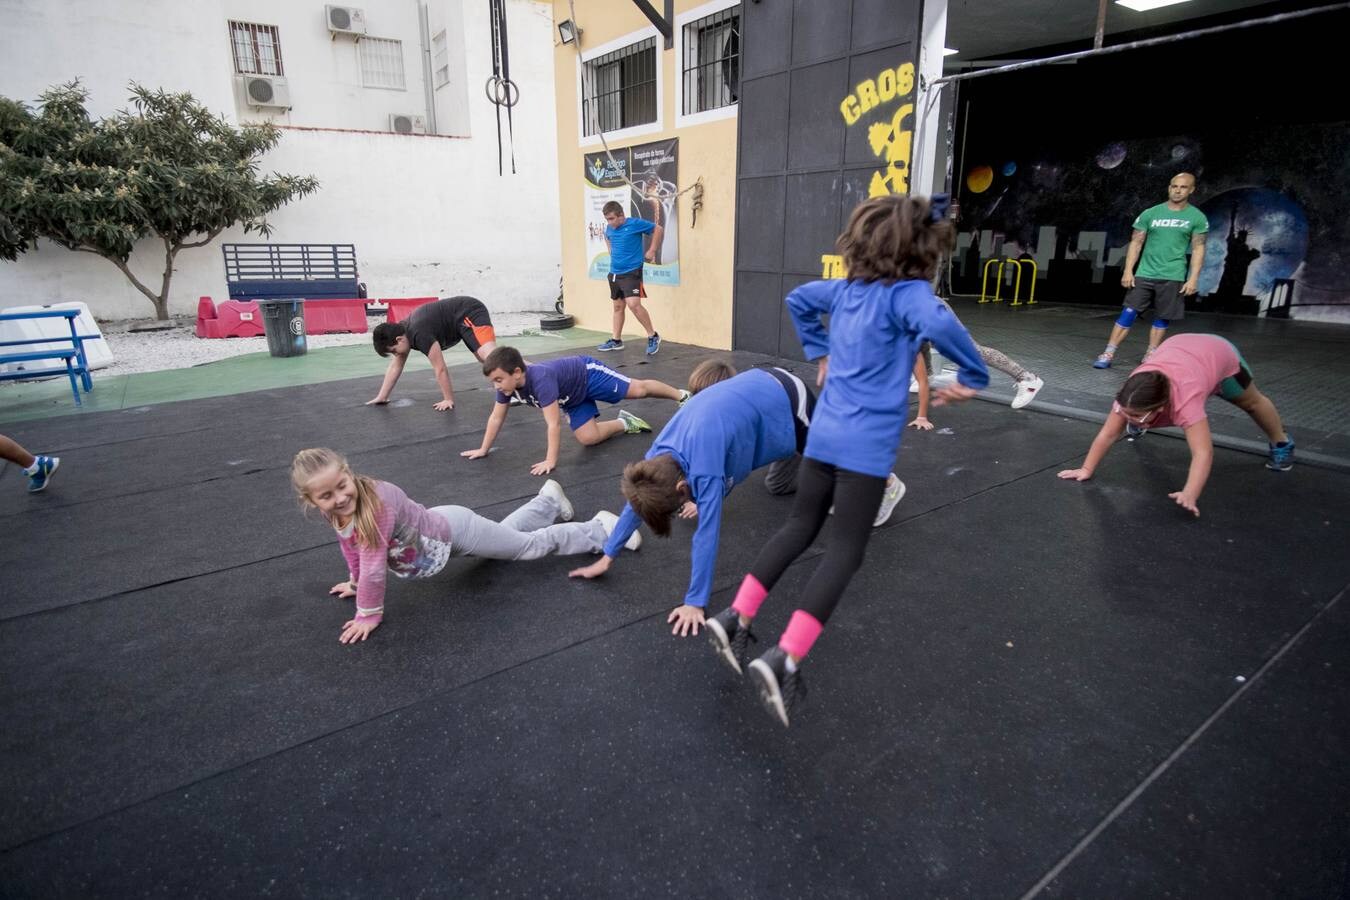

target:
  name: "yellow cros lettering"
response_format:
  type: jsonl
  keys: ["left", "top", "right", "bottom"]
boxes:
{"left": 821, "top": 254, "right": 846, "bottom": 279}
{"left": 856, "top": 80, "right": 880, "bottom": 115}
{"left": 866, "top": 103, "right": 914, "bottom": 198}
{"left": 840, "top": 95, "right": 862, "bottom": 126}
{"left": 894, "top": 62, "right": 914, "bottom": 97}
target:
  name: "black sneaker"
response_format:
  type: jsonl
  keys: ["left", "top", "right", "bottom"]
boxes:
{"left": 748, "top": 647, "right": 806, "bottom": 728}
{"left": 706, "top": 607, "right": 756, "bottom": 675}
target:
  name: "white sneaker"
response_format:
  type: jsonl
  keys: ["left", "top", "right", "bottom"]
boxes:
{"left": 594, "top": 510, "right": 641, "bottom": 551}
{"left": 539, "top": 479, "right": 574, "bottom": 521}
{"left": 909, "top": 375, "right": 919, "bottom": 394}
{"left": 928, "top": 371, "right": 959, "bottom": 391}
{"left": 873, "top": 473, "right": 906, "bottom": 527}
{"left": 1011, "top": 374, "right": 1044, "bottom": 410}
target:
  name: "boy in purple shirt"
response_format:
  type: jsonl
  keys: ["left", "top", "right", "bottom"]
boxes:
{"left": 461, "top": 346, "right": 689, "bottom": 475}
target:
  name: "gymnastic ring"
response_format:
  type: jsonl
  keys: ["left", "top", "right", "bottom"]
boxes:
{"left": 484, "top": 76, "right": 521, "bottom": 108}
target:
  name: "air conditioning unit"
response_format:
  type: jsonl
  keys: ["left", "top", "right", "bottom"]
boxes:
{"left": 389, "top": 113, "right": 427, "bottom": 135}
{"left": 238, "top": 75, "right": 291, "bottom": 110}
{"left": 326, "top": 5, "right": 367, "bottom": 37}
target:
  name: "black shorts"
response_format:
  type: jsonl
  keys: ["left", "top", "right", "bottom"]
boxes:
{"left": 1124, "top": 278, "right": 1185, "bottom": 320}
{"left": 764, "top": 366, "right": 816, "bottom": 453}
{"left": 608, "top": 267, "right": 646, "bottom": 301}
{"left": 453, "top": 297, "right": 497, "bottom": 353}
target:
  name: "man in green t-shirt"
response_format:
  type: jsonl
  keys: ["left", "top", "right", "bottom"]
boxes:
{"left": 1093, "top": 172, "right": 1209, "bottom": 368}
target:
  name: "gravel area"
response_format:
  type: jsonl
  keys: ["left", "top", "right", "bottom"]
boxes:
{"left": 4, "top": 309, "right": 553, "bottom": 379}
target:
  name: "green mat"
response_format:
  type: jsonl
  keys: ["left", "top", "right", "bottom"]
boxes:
{"left": 0, "top": 327, "right": 608, "bottom": 425}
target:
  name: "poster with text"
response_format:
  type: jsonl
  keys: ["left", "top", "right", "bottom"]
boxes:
{"left": 583, "top": 139, "right": 680, "bottom": 285}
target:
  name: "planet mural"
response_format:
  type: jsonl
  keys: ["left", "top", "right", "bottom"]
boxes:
{"left": 966, "top": 165, "right": 994, "bottom": 193}
{"left": 1001, "top": 161, "right": 1017, "bottom": 177}
{"left": 1095, "top": 142, "right": 1126, "bottom": 170}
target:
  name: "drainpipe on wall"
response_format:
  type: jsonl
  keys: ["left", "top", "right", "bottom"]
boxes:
{"left": 418, "top": 1, "right": 439, "bottom": 134}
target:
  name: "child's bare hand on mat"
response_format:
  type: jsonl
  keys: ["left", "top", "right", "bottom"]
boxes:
{"left": 365, "top": 397, "right": 388, "bottom": 406}
{"left": 530, "top": 460, "right": 555, "bottom": 476}
{"left": 907, "top": 416, "right": 933, "bottom": 431}
{"left": 329, "top": 580, "right": 356, "bottom": 599}
{"left": 1057, "top": 468, "right": 1092, "bottom": 481}
{"left": 668, "top": 604, "right": 705, "bottom": 637}
{"left": 678, "top": 501, "right": 698, "bottom": 519}
{"left": 433, "top": 399, "right": 454, "bottom": 411}
{"left": 340, "top": 618, "right": 378, "bottom": 644}
{"left": 460, "top": 448, "right": 489, "bottom": 460}
{"left": 569, "top": 556, "right": 612, "bottom": 579}
{"left": 1169, "top": 490, "right": 1200, "bottom": 517}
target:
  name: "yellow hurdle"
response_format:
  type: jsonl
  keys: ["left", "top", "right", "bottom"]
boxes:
{"left": 981, "top": 257, "right": 1039, "bottom": 306}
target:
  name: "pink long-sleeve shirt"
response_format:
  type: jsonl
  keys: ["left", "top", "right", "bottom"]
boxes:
{"left": 334, "top": 481, "right": 453, "bottom": 625}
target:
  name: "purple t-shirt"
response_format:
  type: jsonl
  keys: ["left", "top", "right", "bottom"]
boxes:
{"left": 495, "top": 356, "right": 591, "bottom": 410}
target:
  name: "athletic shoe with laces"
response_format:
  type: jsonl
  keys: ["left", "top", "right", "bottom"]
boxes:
{"left": 1011, "top": 374, "right": 1044, "bottom": 410}
{"left": 646, "top": 333, "right": 661, "bottom": 355}
{"left": 678, "top": 389, "right": 692, "bottom": 407}
{"left": 539, "top": 478, "right": 574, "bottom": 521}
{"left": 1266, "top": 438, "right": 1295, "bottom": 472}
{"left": 748, "top": 646, "right": 807, "bottom": 728}
{"left": 618, "top": 409, "right": 652, "bottom": 434}
{"left": 597, "top": 338, "right": 624, "bottom": 352}
{"left": 26, "top": 455, "right": 59, "bottom": 493}
{"left": 706, "top": 607, "right": 757, "bottom": 675}
{"left": 593, "top": 509, "right": 641, "bottom": 550}
{"left": 1092, "top": 352, "right": 1114, "bottom": 369}
{"left": 873, "top": 473, "right": 906, "bottom": 527}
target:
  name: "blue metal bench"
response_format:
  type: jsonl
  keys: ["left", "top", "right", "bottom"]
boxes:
{"left": 0, "top": 309, "right": 96, "bottom": 405}
{"left": 222, "top": 243, "right": 360, "bottom": 301}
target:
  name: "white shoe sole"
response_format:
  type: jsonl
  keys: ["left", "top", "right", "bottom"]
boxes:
{"left": 748, "top": 658, "right": 791, "bottom": 727}
{"left": 706, "top": 617, "right": 743, "bottom": 675}
{"left": 540, "top": 479, "right": 573, "bottom": 521}
{"left": 594, "top": 510, "right": 641, "bottom": 551}
{"left": 1011, "top": 376, "right": 1043, "bottom": 410}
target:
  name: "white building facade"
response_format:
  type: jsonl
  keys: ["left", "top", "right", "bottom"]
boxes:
{"left": 0, "top": 0, "right": 560, "bottom": 319}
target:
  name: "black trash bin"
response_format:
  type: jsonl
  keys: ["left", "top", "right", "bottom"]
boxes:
{"left": 257, "top": 299, "right": 307, "bottom": 357}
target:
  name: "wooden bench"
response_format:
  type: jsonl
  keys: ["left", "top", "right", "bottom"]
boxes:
{"left": 0, "top": 309, "right": 96, "bottom": 406}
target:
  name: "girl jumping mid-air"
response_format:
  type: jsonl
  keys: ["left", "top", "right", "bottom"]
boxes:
{"left": 1058, "top": 333, "right": 1293, "bottom": 517}
{"left": 292, "top": 448, "right": 637, "bottom": 643}
{"left": 705, "top": 194, "right": 990, "bottom": 727}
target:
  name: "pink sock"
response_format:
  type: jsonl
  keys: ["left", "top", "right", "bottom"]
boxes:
{"left": 778, "top": 610, "right": 824, "bottom": 660}
{"left": 731, "top": 574, "right": 768, "bottom": 619}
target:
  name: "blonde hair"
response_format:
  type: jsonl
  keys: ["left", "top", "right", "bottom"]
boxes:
{"left": 688, "top": 358, "right": 737, "bottom": 394}
{"left": 291, "top": 447, "right": 384, "bottom": 549}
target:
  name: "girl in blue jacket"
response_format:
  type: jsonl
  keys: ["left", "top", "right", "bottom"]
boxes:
{"left": 707, "top": 194, "right": 990, "bottom": 727}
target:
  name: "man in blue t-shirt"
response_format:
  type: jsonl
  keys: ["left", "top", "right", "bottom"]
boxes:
{"left": 461, "top": 346, "right": 688, "bottom": 476}
{"left": 596, "top": 200, "right": 664, "bottom": 356}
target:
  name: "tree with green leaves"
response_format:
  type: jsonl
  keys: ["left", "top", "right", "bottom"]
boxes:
{"left": 0, "top": 82, "right": 319, "bottom": 319}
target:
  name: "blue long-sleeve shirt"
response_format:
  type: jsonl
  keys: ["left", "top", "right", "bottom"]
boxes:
{"left": 602, "top": 369, "right": 799, "bottom": 607}
{"left": 788, "top": 278, "right": 989, "bottom": 478}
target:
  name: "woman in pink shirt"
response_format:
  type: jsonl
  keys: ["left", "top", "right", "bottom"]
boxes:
{"left": 1058, "top": 334, "right": 1293, "bottom": 517}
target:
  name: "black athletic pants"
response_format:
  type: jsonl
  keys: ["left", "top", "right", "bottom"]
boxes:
{"left": 748, "top": 457, "right": 886, "bottom": 625}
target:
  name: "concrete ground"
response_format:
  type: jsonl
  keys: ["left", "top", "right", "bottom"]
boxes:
{"left": 1, "top": 330, "right": 1347, "bottom": 897}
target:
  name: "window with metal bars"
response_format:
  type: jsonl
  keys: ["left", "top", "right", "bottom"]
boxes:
{"left": 229, "top": 21, "right": 284, "bottom": 76}
{"left": 682, "top": 6, "right": 740, "bottom": 115}
{"left": 361, "top": 37, "right": 407, "bottom": 90}
{"left": 581, "top": 38, "right": 657, "bottom": 136}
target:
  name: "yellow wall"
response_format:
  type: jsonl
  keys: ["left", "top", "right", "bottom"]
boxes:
{"left": 552, "top": 1, "right": 738, "bottom": 350}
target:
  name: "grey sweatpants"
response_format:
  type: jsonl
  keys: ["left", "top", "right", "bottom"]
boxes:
{"left": 430, "top": 494, "right": 605, "bottom": 560}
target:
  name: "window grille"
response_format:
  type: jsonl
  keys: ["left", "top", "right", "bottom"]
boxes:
{"left": 581, "top": 38, "right": 657, "bottom": 136}
{"left": 361, "top": 37, "right": 407, "bottom": 90}
{"left": 432, "top": 30, "right": 450, "bottom": 88}
{"left": 229, "top": 21, "right": 284, "bottom": 76}
{"left": 682, "top": 7, "right": 740, "bottom": 114}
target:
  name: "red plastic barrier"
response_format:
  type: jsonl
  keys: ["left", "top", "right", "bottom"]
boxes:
{"left": 384, "top": 297, "right": 438, "bottom": 324}
{"left": 195, "top": 297, "right": 265, "bottom": 338}
{"left": 304, "top": 298, "right": 368, "bottom": 335}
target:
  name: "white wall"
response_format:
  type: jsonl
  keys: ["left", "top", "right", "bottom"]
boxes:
{"left": 0, "top": 0, "right": 560, "bottom": 319}
{"left": 913, "top": 0, "right": 948, "bottom": 196}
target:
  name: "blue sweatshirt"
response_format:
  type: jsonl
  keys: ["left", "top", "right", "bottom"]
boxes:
{"left": 602, "top": 369, "right": 799, "bottom": 607}
{"left": 788, "top": 278, "right": 989, "bottom": 478}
